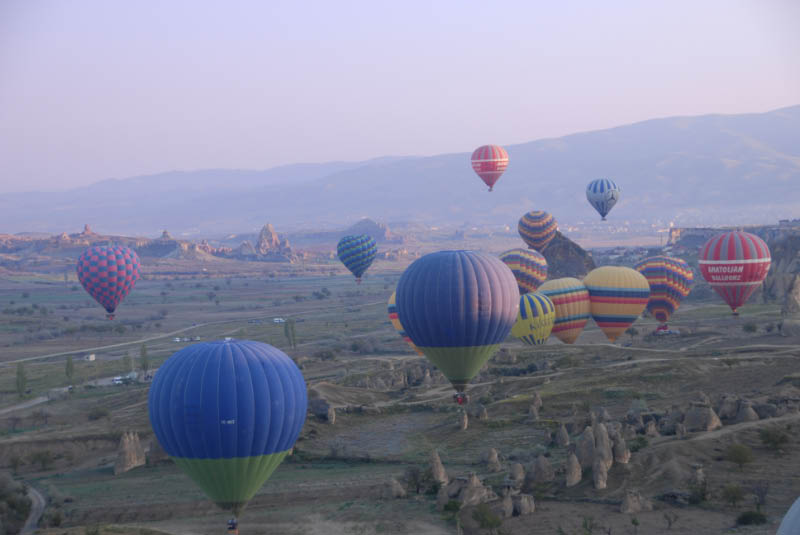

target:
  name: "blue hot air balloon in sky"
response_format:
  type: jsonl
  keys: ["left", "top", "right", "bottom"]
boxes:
{"left": 395, "top": 250, "right": 518, "bottom": 402}
{"left": 148, "top": 339, "right": 307, "bottom": 517}
{"left": 586, "top": 178, "right": 621, "bottom": 220}
{"left": 337, "top": 234, "right": 377, "bottom": 283}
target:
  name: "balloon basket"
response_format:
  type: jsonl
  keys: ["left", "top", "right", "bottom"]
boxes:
{"left": 106, "top": 313, "right": 115, "bottom": 320}
{"left": 453, "top": 393, "right": 469, "bottom": 405}
{"left": 227, "top": 517, "right": 238, "bottom": 534}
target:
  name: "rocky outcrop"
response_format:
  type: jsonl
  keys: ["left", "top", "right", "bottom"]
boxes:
{"left": 613, "top": 436, "right": 631, "bottom": 464}
{"left": 556, "top": 424, "right": 570, "bottom": 447}
{"left": 575, "top": 426, "right": 596, "bottom": 469}
{"left": 529, "top": 455, "right": 555, "bottom": 484}
{"left": 114, "top": 431, "right": 146, "bottom": 475}
{"left": 509, "top": 463, "right": 525, "bottom": 489}
{"left": 459, "top": 410, "right": 469, "bottom": 431}
{"left": 542, "top": 231, "right": 596, "bottom": 278}
{"left": 309, "top": 397, "right": 332, "bottom": 420}
{"left": 478, "top": 406, "right": 489, "bottom": 421}
{"left": 326, "top": 406, "right": 336, "bottom": 425}
{"left": 592, "top": 457, "right": 608, "bottom": 490}
{"left": 460, "top": 474, "right": 497, "bottom": 507}
{"left": 431, "top": 450, "right": 449, "bottom": 486}
{"left": 620, "top": 490, "right": 653, "bottom": 514}
{"left": 593, "top": 423, "right": 613, "bottom": 471}
{"left": 147, "top": 439, "right": 170, "bottom": 465}
{"left": 684, "top": 403, "right": 722, "bottom": 432}
{"left": 735, "top": 401, "right": 760, "bottom": 423}
{"left": 644, "top": 420, "right": 660, "bottom": 437}
{"left": 565, "top": 453, "right": 582, "bottom": 487}
{"left": 384, "top": 477, "right": 407, "bottom": 499}
{"left": 513, "top": 494, "right": 535, "bottom": 516}
{"left": 486, "top": 448, "right": 502, "bottom": 473}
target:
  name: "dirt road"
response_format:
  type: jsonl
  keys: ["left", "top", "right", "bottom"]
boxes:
{"left": 21, "top": 484, "right": 45, "bottom": 534}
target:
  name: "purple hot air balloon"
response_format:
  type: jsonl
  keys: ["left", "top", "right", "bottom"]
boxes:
{"left": 76, "top": 245, "right": 141, "bottom": 319}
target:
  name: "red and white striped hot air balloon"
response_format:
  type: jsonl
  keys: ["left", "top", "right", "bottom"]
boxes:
{"left": 699, "top": 230, "right": 771, "bottom": 315}
{"left": 470, "top": 145, "right": 508, "bottom": 191}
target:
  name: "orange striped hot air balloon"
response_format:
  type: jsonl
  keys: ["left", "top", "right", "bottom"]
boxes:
{"left": 583, "top": 266, "right": 650, "bottom": 343}
{"left": 634, "top": 256, "right": 694, "bottom": 324}
{"left": 387, "top": 291, "right": 423, "bottom": 355}
{"left": 518, "top": 211, "right": 558, "bottom": 252}
{"left": 471, "top": 145, "right": 508, "bottom": 191}
{"left": 499, "top": 248, "right": 548, "bottom": 295}
{"left": 538, "top": 277, "right": 590, "bottom": 344}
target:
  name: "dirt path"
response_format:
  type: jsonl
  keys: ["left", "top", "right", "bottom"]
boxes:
{"left": 0, "top": 395, "right": 49, "bottom": 416}
{"left": 21, "top": 484, "right": 45, "bottom": 534}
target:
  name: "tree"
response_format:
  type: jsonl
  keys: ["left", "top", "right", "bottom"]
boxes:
{"left": 725, "top": 443, "right": 754, "bottom": 470}
{"left": 65, "top": 355, "right": 74, "bottom": 381}
{"left": 722, "top": 484, "right": 744, "bottom": 507}
{"left": 758, "top": 427, "right": 789, "bottom": 451}
{"left": 404, "top": 466, "right": 422, "bottom": 494}
{"left": 284, "top": 319, "right": 297, "bottom": 349}
{"left": 16, "top": 363, "right": 26, "bottom": 398}
{"left": 29, "top": 450, "right": 53, "bottom": 470}
{"left": 663, "top": 512, "right": 679, "bottom": 530}
{"left": 472, "top": 504, "right": 502, "bottom": 532}
{"left": 751, "top": 481, "right": 769, "bottom": 512}
{"left": 139, "top": 344, "right": 150, "bottom": 375}
{"left": 122, "top": 353, "right": 133, "bottom": 373}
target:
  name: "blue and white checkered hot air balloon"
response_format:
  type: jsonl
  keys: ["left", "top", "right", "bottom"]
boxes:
{"left": 586, "top": 178, "right": 621, "bottom": 220}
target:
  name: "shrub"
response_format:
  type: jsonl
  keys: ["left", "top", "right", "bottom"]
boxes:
{"left": 471, "top": 503, "right": 502, "bottom": 530}
{"left": 742, "top": 323, "right": 757, "bottom": 333}
{"left": 722, "top": 484, "right": 744, "bottom": 507}
{"left": 758, "top": 427, "right": 789, "bottom": 451}
{"left": 629, "top": 436, "right": 649, "bottom": 452}
{"left": 88, "top": 407, "right": 110, "bottom": 421}
{"left": 688, "top": 478, "right": 709, "bottom": 505}
{"left": 725, "top": 443, "right": 754, "bottom": 469}
{"left": 735, "top": 511, "right": 766, "bottom": 525}
{"left": 443, "top": 500, "right": 461, "bottom": 512}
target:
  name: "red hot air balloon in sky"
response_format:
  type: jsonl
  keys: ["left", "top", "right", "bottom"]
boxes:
{"left": 77, "top": 245, "right": 140, "bottom": 319}
{"left": 699, "top": 230, "right": 771, "bottom": 315}
{"left": 471, "top": 145, "right": 508, "bottom": 191}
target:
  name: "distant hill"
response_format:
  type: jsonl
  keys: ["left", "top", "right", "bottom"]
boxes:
{"left": 2, "top": 106, "right": 798, "bottom": 235}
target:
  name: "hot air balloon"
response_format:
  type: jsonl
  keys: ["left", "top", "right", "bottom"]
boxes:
{"left": 76, "top": 245, "right": 140, "bottom": 319}
{"left": 337, "top": 234, "right": 377, "bottom": 283}
{"left": 699, "top": 230, "right": 771, "bottom": 315}
{"left": 388, "top": 291, "right": 423, "bottom": 355}
{"left": 511, "top": 292, "right": 555, "bottom": 345}
{"left": 518, "top": 211, "right": 558, "bottom": 251}
{"left": 586, "top": 178, "right": 621, "bottom": 220}
{"left": 634, "top": 256, "right": 694, "bottom": 324}
{"left": 583, "top": 266, "right": 650, "bottom": 343}
{"left": 395, "top": 250, "right": 518, "bottom": 403}
{"left": 148, "top": 339, "right": 307, "bottom": 521}
{"left": 538, "top": 277, "right": 591, "bottom": 344}
{"left": 499, "top": 248, "right": 548, "bottom": 295}
{"left": 778, "top": 497, "right": 800, "bottom": 535}
{"left": 471, "top": 144, "right": 508, "bottom": 191}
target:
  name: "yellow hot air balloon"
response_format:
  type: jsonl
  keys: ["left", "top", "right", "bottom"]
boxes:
{"left": 511, "top": 292, "right": 555, "bottom": 345}
{"left": 388, "top": 291, "right": 423, "bottom": 355}
{"left": 538, "top": 277, "right": 591, "bottom": 344}
{"left": 583, "top": 266, "right": 650, "bottom": 343}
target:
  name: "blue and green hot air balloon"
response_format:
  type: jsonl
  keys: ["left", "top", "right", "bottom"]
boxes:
{"left": 337, "top": 234, "right": 377, "bottom": 283}
{"left": 148, "top": 339, "right": 307, "bottom": 517}
{"left": 395, "top": 250, "right": 518, "bottom": 402}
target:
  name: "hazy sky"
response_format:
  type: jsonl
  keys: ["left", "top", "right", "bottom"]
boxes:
{"left": 1, "top": 0, "right": 798, "bottom": 193}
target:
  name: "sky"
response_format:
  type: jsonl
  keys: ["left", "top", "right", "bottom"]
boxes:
{"left": 0, "top": 0, "right": 798, "bottom": 194}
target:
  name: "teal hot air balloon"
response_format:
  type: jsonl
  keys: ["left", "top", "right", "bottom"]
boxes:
{"left": 395, "top": 250, "right": 518, "bottom": 403}
{"left": 337, "top": 234, "right": 377, "bottom": 283}
{"left": 148, "top": 339, "right": 307, "bottom": 518}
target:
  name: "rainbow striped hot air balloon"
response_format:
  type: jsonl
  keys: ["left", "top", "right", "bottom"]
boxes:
{"left": 538, "top": 277, "right": 591, "bottom": 344}
{"left": 634, "top": 256, "right": 694, "bottom": 324}
{"left": 337, "top": 234, "right": 377, "bottom": 283}
{"left": 518, "top": 211, "right": 558, "bottom": 252}
{"left": 511, "top": 292, "right": 556, "bottom": 345}
{"left": 396, "top": 250, "right": 518, "bottom": 396}
{"left": 388, "top": 291, "right": 423, "bottom": 355}
{"left": 499, "top": 248, "right": 548, "bottom": 295}
{"left": 148, "top": 340, "right": 307, "bottom": 517}
{"left": 699, "top": 230, "right": 771, "bottom": 315}
{"left": 76, "top": 245, "right": 140, "bottom": 319}
{"left": 583, "top": 266, "right": 650, "bottom": 343}
{"left": 471, "top": 144, "right": 509, "bottom": 191}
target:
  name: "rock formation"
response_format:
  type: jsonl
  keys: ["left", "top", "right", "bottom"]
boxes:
{"left": 565, "top": 453, "right": 582, "bottom": 487}
{"left": 592, "top": 457, "right": 608, "bottom": 490}
{"left": 644, "top": 420, "right": 660, "bottom": 437}
{"left": 459, "top": 410, "right": 469, "bottom": 431}
{"left": 509, "top": 463, "right": 525, "bottom": 489}
{"left": 431, "top": 450, "right": 449, "bottom": 486}
{"left": 531, "top": 391, "right": 543, "bottom": 411}
{"left": 542, "top": 231, "right": 597, "bottom": 278}
{"left": 593, "top": 423, "right": 614, "bottom": 471}
{"left": 384, "top": 477, "right": 407, "bottom": 499}
{"left": 620, "top": 490, "right": 653, "bottom": 514}
{"left": 556, "top": 424, "right": 570, "bottom": 447}
{"left": 575, "top": 426, "right": 596, "bottom": 469}
{"left": 530, "top": 455, "right": 555, "bottom": 484}
{"left": 683, "top": 403, "right": 722, "bottom": 432}
{"left": 147, "top": 439, "right": 170, "bottom": 465}
{"left": 326, "top": 406, "right": 336, "bottom": 425}
{"left": 735, "top": 400, "right": 760, "bottom": 423}
{"left": 512, "top": 494, "right": 535, "bottom": 516}
{"left": 612, "top": 436, "right": 631, "bottom": 464}
{"left": 114, "top": 431, "right": 146, "bottom": 475}
{"left": 478, "top": 406, "right": 489, "bottom": 421}
{"left": 486, "top": 448, "right": 502, "bottom": 473}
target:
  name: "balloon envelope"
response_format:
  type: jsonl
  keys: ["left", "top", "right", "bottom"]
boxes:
{"left": 471, "top": 145, "right": 508, "bottom": 191}
{"left": 778, "top": 496, "right": 800, "bottom": 535}
{"left": 148, "top": 339, "right": 307, "bottom": 516}
{"left": 337, "top": 234, "right": 377, "bottom": 281}
{"left": 584, "top": 266, "right": 650, "bottom": 343}
{"left": 499, "top": 248, "right": 548, "bottom": 295}
{"left": 511, "top": 292, "right": 555, "bottom": 345}
{"left": 76, "top": 245, "right": 140, "bottom": 319}
{"left": 518, "top": 211, "right": 558, "bottom": 251}
{"left": 586, "top": 178, "right": 621, "bottom": 220}
{"left": 395, "top": 250, "right": 518, "bottom": 392}
{"left": 699, "top": 231, "right": 771, "bottom": 314}
{"left": 388, "top": 291, "right": 423, "bottom": 355}
{"left": 538, "top": 277, "right": 591, "bottom": 344}
{"left": 634, "top": 256, "right": 694, "bottom": 323}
